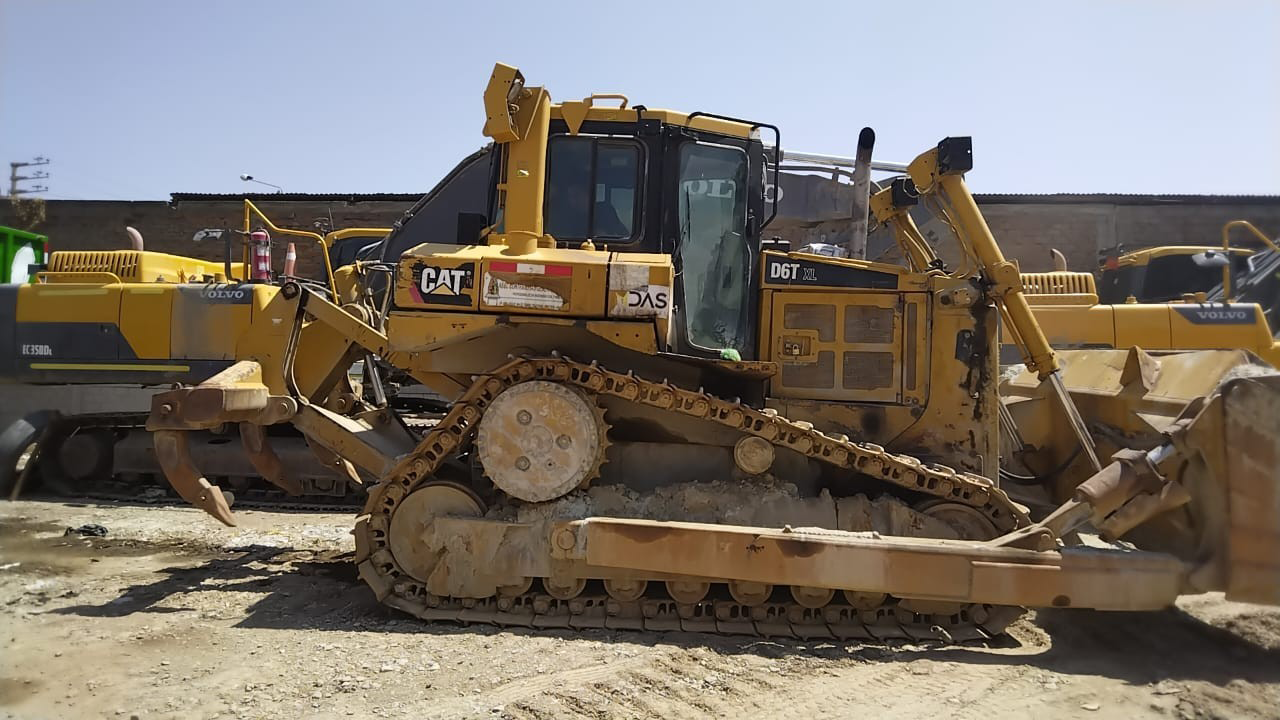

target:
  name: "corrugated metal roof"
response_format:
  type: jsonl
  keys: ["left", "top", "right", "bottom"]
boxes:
{"left": 974, "top": 193, "right": 1280, "bottom": 205}
{"left": 168, "top": 192, "right": 423, "bottom": 203}
{"left": 168, "top": 191, "right": 1280, "bottom": 206}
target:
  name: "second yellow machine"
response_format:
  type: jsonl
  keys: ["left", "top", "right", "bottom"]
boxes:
{"left": 11, "top": 63, "right": 1279, "bottom": 640}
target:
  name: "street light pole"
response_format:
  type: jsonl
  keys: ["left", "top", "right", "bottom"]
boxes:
{"left": 239, "top": 174, "right": 283, "bottom": 193}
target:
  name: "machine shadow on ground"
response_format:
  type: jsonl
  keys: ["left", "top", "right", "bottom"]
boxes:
{"left": 42, "top": 537, "right": 1280, "bottom": 686}
{"left": 920, "top": 607, "right": 1280, "bottom": 687}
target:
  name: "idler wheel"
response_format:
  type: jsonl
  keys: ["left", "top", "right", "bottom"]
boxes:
{"left": 918, "top": 500, "right": 999, "bottom": 541}
{"left": 388, "top": 481, "right": 485, "bottom": 584}
{"left": 476, "top": 381, "right": 608, "bottom": 502}
{"left": 898, "top": 500, "right": 999, "bottom": 617}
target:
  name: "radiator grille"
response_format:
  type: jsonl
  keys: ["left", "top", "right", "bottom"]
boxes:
{"left": 844, "top": 305, "right": 895, "bottom": 344}
{"left": 49, "top": 251, "right": 142, "bottom": 281}
{"left": 783, "top": 303, "right": 836, "bottom": 342}
{"left": 842, "top": 351, "right": 894, "bottom": 390}
{"left": 782, "top": 351, "right": 835, "bottom": 389}
{"left": 1022, "top": 271, "right": 1097, "bottom": 295}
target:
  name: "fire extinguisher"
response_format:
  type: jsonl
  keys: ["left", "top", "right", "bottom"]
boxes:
{"left": 250, "top": 230, "right": 272, "bottom": 281}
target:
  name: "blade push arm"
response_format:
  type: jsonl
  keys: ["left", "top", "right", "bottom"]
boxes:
{"left": 869, "top": 177, "right": 940, "bottom": 273}
{"left": 905, "top": 138, "right": 1102, "bottom": 471}
{"left": 906, "top": 138, "right": 1058, "bottom": 378}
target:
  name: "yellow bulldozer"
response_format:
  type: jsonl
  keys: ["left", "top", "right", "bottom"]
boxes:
{"left": 6, "top": 63, "right": 1279, "bottom": 640}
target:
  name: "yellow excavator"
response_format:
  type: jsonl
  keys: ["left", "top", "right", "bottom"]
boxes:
{"left": 1015, "top": 220, "right": 1280, "bottom": 365}
{"left": 6, "top": 63, "right": 1278, "bottom": 640}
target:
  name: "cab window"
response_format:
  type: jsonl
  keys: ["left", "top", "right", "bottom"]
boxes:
{"left": 677, "top": 142, "right": 750, "bottom": 354}
{"left": 545, "top": 137, "right": 640, "bottom": 242}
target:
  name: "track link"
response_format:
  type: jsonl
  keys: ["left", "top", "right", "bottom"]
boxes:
{"left": 355, "top": 356, "right": 1032, "bottom": 641}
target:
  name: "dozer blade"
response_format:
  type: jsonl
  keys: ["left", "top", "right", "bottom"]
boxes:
{"left": 153, "top": 430, "right": 236, "bottom": 526}
{"left": 1209, "top": 374, "right": 1280, "bottom": 604}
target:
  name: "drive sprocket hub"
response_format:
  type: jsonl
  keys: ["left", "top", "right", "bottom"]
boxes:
{"left": 475, "top": 380, "right": 608, "bottom": 502}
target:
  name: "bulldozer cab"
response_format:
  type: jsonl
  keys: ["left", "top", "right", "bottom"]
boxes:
{"left": 525, "top": 107, "right": 772, "bottom": 359}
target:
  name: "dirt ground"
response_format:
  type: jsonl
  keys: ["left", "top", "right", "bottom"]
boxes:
{"left": 1, "top": 499, "right": 1278, "bottom": 720}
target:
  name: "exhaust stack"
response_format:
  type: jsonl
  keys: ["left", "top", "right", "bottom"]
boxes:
{"left": 847, "top": 128, "right": 875, "bottom": 259}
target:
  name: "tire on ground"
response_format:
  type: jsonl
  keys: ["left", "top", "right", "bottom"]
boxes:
{"left": 39, "top": 425, "right": 117, "bottom": 495}
{"left": 0, "top": 411, "right": 60, "bottom": 497}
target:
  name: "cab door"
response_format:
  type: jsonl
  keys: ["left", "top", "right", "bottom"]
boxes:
{"left": 668, "top": 138, "right": 763, "bottom": 359}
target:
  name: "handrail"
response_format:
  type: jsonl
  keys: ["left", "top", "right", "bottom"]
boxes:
{"left": 242, "top": 199, "right": 337, "bottom": 297}
{"left": 1220, "top": 220, "right": 1278, "bottom": 300}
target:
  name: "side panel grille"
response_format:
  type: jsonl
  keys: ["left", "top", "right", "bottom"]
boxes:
{"left": 49, "top": 251, "right": 142, "bottom": 281}
{"left": 781, "top": 350, "right": 835, "bottom": 389}
{"left": 842, "top": 351, "right": 894, "bottom": 390}
{"left": 844, "top": 305, "right": 895, "bottom": 344}
{"left": 1022, "top": 271, "right": 1097, "bottom": 295}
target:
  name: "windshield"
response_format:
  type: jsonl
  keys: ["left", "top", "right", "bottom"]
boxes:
{"left": 677, "top": 143, "right": 751, "bottom": 354}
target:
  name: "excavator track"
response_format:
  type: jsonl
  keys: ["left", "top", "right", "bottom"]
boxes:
{"left": 354, "top": 356, "right": 1032, "bottom": 641}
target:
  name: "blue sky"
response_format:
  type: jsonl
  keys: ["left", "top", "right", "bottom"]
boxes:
{"left": 2, "top": 0, "right": 1277, "bottom": 200}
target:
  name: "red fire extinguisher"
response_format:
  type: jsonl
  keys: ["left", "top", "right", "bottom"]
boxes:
{"left": 250, "top": 230, "right": 272, "bottom": 281}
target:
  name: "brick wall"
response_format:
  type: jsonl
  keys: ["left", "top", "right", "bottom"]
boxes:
{"left": 962, "top": 202, "right": 1280, "bottom": 273}
{"left": 3, "top": 194, "right": 1278, "bottom": 279}
{"left": 0, "top": 199, "right": 411, "bottom": 280}
{"left": 772, "top": 199, "right": 1280, "bottom": 274}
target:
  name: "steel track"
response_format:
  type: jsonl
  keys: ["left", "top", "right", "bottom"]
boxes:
{"left": 355, "top": 356, "right": 1033, "bottom": 641}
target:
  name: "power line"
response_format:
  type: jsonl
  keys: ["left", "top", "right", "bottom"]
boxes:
{"left": 8, "top": 156, "right": 50, "bottom": 197}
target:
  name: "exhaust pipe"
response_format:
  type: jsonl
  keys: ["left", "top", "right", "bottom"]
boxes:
{"left": 847, "top": 128, "right": 875, "bottom": 259}
{"left": 126, "top": 226, "right": 144, "bottom": 251}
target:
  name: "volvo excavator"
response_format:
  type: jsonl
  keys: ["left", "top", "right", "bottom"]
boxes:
{"left": 1013, "top": 220, "right": 1280, "bottom": 365}
{"left": 4, "top": 63, "right": 1278, "bottom": 640}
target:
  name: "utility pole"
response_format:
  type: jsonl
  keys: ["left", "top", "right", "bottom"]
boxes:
{"left": 8, "top": 157, "right": 50, "bottom": 197}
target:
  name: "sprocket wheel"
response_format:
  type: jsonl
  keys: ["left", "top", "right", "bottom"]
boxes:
{"left": 475, "top": 380, "right": 609, "bottom": 502}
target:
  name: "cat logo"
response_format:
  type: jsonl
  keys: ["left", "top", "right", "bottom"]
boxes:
{"left": 414, "top": 262, "right": 475, "bottom": 306}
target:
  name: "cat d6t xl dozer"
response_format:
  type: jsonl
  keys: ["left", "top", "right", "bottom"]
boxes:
{"left": 132, "top": 63, "right": 1279, "bottom": 639}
